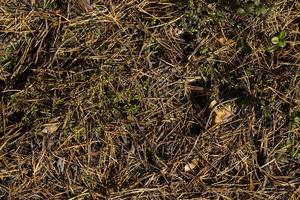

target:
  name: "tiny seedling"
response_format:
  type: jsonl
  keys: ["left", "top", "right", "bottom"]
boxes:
{"left": 271, "top": 31, "right": 287, "bottom": 48}
{"left": 291, "top": 109, "right": 300, "bottom": 124}
{"left": 254, "top": 0, "right": 267, "bottom": 16}
{"left": 288, "top": 108, "right": 300, "bottom": 129}
{"left": 237, "top": 0, "right": 267, "bottom": 17}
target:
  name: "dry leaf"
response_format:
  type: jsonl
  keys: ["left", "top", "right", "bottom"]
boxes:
{"left": 41, "top": 118, "right": 60, "bottom": 134}
{"left": 219, "top": 37, "right": 236, "bottom": 47}
{"left": 76, "top": 0, "right": 93, "bottom": 13}
{"left": 184, "top": 159, "right": 198, "bottom": 172}
{"left": 211, "top": 102, "right": 234, "bottom": 125}
{"left": 126, "top": 115, "right": 135, "bottom": 122}
{"left": 57, "top": 157, "right": 65, "bottom": 174}
{"left": 209, "top": 100, "right": 218, "bottom": 109}
{"left": 42, "top": 123, "right": 59, "bottom": 134}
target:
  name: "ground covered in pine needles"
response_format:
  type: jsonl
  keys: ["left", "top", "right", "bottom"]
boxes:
{"left": 1, "top": 0, "right": 300, "bottom": 199}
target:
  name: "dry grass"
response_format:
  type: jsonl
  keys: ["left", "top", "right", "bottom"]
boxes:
{"left": 1, "top": 0, "right": 300, "bottom": 199}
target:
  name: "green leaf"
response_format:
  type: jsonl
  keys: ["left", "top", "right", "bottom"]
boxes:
{"left": 290, "top": 110, "right": 300, "bottom": 124}
{"left": 279, "top": 31, "right": 287, "bottom": 39}
{"left": 261, "top": 7, "right": 267, "bottom": 15}
{"left": 246, "top": 5, "right": 255, "bottom": 13}
{"left": 271, "top": 36, "right": 279, "bottom": 44}
{"left": 267, "top": 46, "right": 277, "bottom": 53}
{"left": 256, "top": 6, "right": 267, "bottom": 15}
{"left": 267, "top": 46, "right": 277, "bottom": 52}
{"left": 278, "top": 41, "right": 286, "bottom": 48}
{"left": 294, "top": 116, "right": 300, "bottom": 123}
{"left": 237, "top": 8, "right": 245, "bottom": 14}
{"left": 254, "top": 0, "right": 260, "bottom": 6}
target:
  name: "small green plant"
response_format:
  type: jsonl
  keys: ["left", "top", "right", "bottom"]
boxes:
{"left": 238, "top": 0, "right": 267, "bottom": 16}
{"left": 277, "top": 137, "right": 300, "bottom": 161}
{"left": 271, "top": 31, "right": 287, "bottom": 48}
{"left": 288, "top": 108, "right": 300, "bottom": 130}
{"left": 254, "top": 0, "right": 267, "bottom": 16}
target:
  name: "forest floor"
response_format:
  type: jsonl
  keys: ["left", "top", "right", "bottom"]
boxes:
{"left": 1, "top": 0, "right": 300, "bottom": 199}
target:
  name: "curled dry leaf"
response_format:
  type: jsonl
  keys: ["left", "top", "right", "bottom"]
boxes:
{"left": 219, "top": 37, "right": 236, "bottom": 47}
{"left": 184, "top": 159, "right": 198, "bottom": 172}
{"left": 42, "top": 123, "right": 59, "bottom": 134}
{"left": 41, "top": 118, "right": 60, "bottom": 134}
{"left": 210, "top": 101, "right": 235, "bottom": 125}
{"left": 57, "top": 157, "right": 65, "bottom": 174}
{"left": 209, "top": 100, "right": 218, "bottom": 109}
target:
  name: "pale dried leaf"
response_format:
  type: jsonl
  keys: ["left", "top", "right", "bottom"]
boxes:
{"left": 219, "top": 37, "right": 236, "bottom": 47}
{"left": 213, "top": 103, "right": 234, "bottom": 124}
{"left": 42, "top": 123, "right": 59, "bottom": 134}
{"left": 41, "top": 118, "right": 60, "bottom": 134}
{"left": 57, "top": 157, "right": 65, "bottom": 174}
{"left": 209, "top": 100, "right": 218, "bottom": 109}
{"left": 184, "top": 159, "right": 198, "bottom": 172}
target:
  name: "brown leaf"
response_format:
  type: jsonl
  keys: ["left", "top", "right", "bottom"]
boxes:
{"left": 218, "top": 37, "right": 236, "bottom": 47}
{"left": 184, "top": 159, "right": 198, "bottom": 172}
{"left": 41, "top": 118, "right": 60, "bottom": 134}
{"left": 209, "top": 100, "right": 218, "bottom": 109}
{"left": 210, "top": 101, "right": 235, "bottom": 125}
{"left": 76, "top": 0, "right": 93, "bottom": 13}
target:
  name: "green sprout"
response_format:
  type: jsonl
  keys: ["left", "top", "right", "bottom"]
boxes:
{"left": 271, "top": 31, "right": 287, "bottom": 48}
{"left": 254, "top": 0, "right": 267, "bottom": 16}
{"left": 291, "top": 110, "right": 300, "bottom": 124}
{"left": 288, "top": 108, "right": 300, "bottom": 129}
